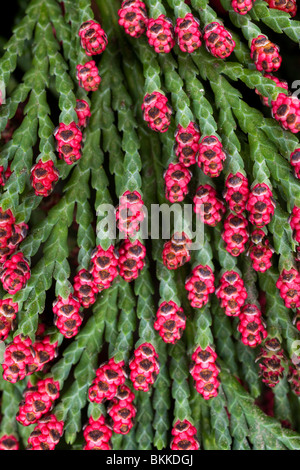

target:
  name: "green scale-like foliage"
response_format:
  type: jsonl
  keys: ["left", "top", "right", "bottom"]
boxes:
{"left": 0, "top": 0, "right": 300, "bottom": 451}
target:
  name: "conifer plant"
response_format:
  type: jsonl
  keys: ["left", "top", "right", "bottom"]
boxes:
{"left": 0, "top": 0, "right": 300, "bottom": 451}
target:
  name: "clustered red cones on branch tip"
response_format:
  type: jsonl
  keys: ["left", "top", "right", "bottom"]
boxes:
{"left": 237, "top": 304, "right": 268, "bottom": 347}
{"left": 231, "top": 0, "right": 255, "bottom": 14}
{"left": 0, "top": 207, "right": 28, "bottom": 264}
{"left": 276, "top": 268, "right": 300, "bottom": 309}
{"left": 73, "top": 269, "right": 98, "bottom": 308}
{"left": 118, "top": 0, "right": 149, "bottom": 38}
{"left": 255, "top": 74, "right": 288, "bottom": 108}
{"left": 78, "top": 20, "right": 108, "bottom": 56}
{"left": 0, "top": 252, "right": 31, "bottom": 294}
{"left": 0, "top": 435, "right": 19, "bottom": 450}
{"left": 190, "top": 346, "right": 220, "bottom": 399}
{"left": 290, "top": 148, "right": 300, "bottom": 179}
{"left": 0, "top": 298, "right": 18, "bottom": 340}
{"left": 288, "top": 363, "right": 300, "bottom": 396}
{"left": 246, "top": 183, "right": 275, "bottom": 228}
{"left": 248, "top": 229, "right": 273, "bottom": 273}
{"left": 0, "top": 164, "right": 12, "bottom": 187}
{"left": 162, "top": 232, "right": 192, "bottom": 270}
{"left": 250, "top": 35, "right": 282, "bottom": 73}
{"left": 185, "top": 265, "right": 215, "bottom": 309}
{"left": 264, "top": 0, "right": 297, "bottom": 17}
{"left": 116, "top": 191, "right": 145, "bottom": 236}
{"left": 193, "top": 184, "right": 225, "bottom": 226}
{"left": 16, "top": 378, "right": 60, "bottom": 426}
{"left": 30, "top": 160, "right": 59, "bottom": 197}
{"left": 2, "top": 329, "right": 57, "bottom": 384}
{"left": 289, "top": 206, "right": 300, "bottom": 244}
{"left": 76, "top": 61, "right": 101, "bottom": 92}
{"left": 146, "top": 15, "right": 175, "bottom": 54}
{"left": 107, "top": 385, "right": 137, "bottom": 434}
{"left": 175, "top": 14, "right": 202, "bottom": 53}
{"left": 164, "top": 162, "right": 192, "bottom": 203}
{"left": 27, "top": 414, "right": 64, "bottom": 450}
{"left": 196, "top": 135, "right": 226, "bottom": 178}
{"left": 89, "top": 244, "right": 119, "bottom": 290}
{"left": 142, "top": 91, "right": 172, "bottom": 133}
{"left": 170, "top": 420, "right": 200, "bottom": 451}
{"left": 203, "top": 22, "right": 235, "bottom": 59}
{"left": 88, "top": 358, "right": 127, "bottom": 404}
{"left": 75, "top": 99, "right": 91, "bottom": 128}
{"left": 52, "top": 294, "right": 82, "bottom": 338}
{"left": 129, "top": 343, "right": 160, "bottom": 392}
{"left": 118, "top": 239, "right": 146, "bottom": 282}
{"left": 222, "top": 213, "right": 249, "bottom": 257}
{"left": 154, "top": 300, "right": 186, "bottom": 344}
{"left": 54, "top": 122, "right": 83, "bottom": 165}
{"left": 272, "top": 93, "right": 300, "bottom": 134}
{"left": 83, "top": 415, "right": 112, "bottom": 450}
{"left": 223, "top": 172, "right": 249, "bottom": 214}
{"left": 216, "top": 271, "right": 247, "bottom": 317}
{"left": 256, "top": 337, "right": 285, "bottom": 388}
{"left": 174, "top": 122, "right": 201, "bottom": 167}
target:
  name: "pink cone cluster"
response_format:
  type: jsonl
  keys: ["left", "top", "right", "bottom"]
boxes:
{"left": 89, "top": 244, "right": 119, "bottom": 290}
{"left": 272, "top": 93, "right": 300, "bottom": 134}
{"left": 154, "top": 300, "right": 186, "bottom": 344}
{"left": 83, "top": 415, "right": 113, "bottom": 450}
{"left": 246, "top": 183, "right": 275, "bottom": 228}
{"left": 107, "top": 385, "right": 137, "bottom": 435}
{"left": 255, "top": 74, "right": 288, "bottom": 107}
{"left": 0, "top": 435, "right": 19, "bottom": 450}
{"left": 276, "top": 268, "right": 300, "bottom": 309}
{"left": 116, "top": 190, "right": 145, "bottom": 236}
{"left": 52, "top": 294, "right": 82, "bottom": 338}
{"left": 78, "top": 20, "right": 108, "bottom": 56}
{"left": 0, "top": 207, "right": 28, "bottom": 265}
{"left": 237, "top": 304, "right": 268, "bottom": 347}
{"left": 256, "top": 337, "right": 285, "bottom": 388}
{"left": 170, "top": 420, "right": 200, "bottom": 450}
{"left": 75, "top": 99, "right": 91, "bottom": 128}
{"left": 54, "top": 122, "right": 83, "bottom": 165}
{"left": 73, "top": 269, "right": 98, "bottom": 308}
{"left": 290, "top": 148, "right": 300, "bottom": 178}
{"left": 89, "top": 358, "right": 127, "bottom": 403}
{"left": 248, "top": 229, "right": 273, "bottom": 273}
{"left": 164, "top": 162, "right": 192, "bottom": 203}
{"left": 129, "top": 343, "right": 160, "bottom": 392}
{"left": 250, "top": 35, "right": 282, "bottom": 73}
{"left": 0, "top": 164, "right": 12, "bottom": 187}
{"left": 193, "top": 184, "right": 225, "bottom": 226}
{"left": 146, "top": 15, "right": 175, "bottom": 54}
{"left": 222, "top": 213, "right": 249, "bottom": 257}
{"left": 231, "top": 0, "right": 256, "bottom": 14}
{"left": 264, "top": 0, "right": 297, "bottom": 16}
{"left": 203, "top": 22, "right": 235, "bottom": 59}
{"left": 162, "top": 232, "right": 191, "bottom": 270}
{"left": 216, "top": 271, "right": 247, "bottom": 317}
{"left": 118, "top": 0, "right": 149, "bottom": 38}
{"left": 27, "top": 414, "right": 64, "bottom": 450}
{"left": 76, "top": 60, "right": 101, "bottom": 92}
{"left": 0, "top": 252, "right": 30, "bottom": 294}
{"left": 1, "top": 330, "right": 58, "bottom": 383}
{"left": 118, "top": 239, "right": 146, "bottom": 281}
{"left": 175, "top": 14, "right": 202, "bottom": 53}
{"left": 174, "top": 122, "right": 201, "bottom": 167}
{"left": 142, "top": 91, "right": 172, "bottom": 133}
{"left": 197, "top": 135, "right": 226, "bottom": 178}
{"left": 16, "top": 378, "right": 60, "bottom": 426}
{"left": 31, "top": 160, "right": 59, "bottom": 197}
{"left": 0, "top": 298, "right": 18, "bottom": 340}
{"left": 190, "top": 346, "right": 220, "bottom": 399}
{"left": 289, "top": 206, "right": 300, "bottom": 244}
{"left": 223, "top": 172, "right": 249, "bottom": 214}
{"left": 185, "top": 265, "right": 215, "bottom": 309}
